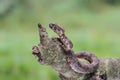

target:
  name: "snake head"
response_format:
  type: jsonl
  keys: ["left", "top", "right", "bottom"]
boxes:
{"left": 49, "top": 23, "right": 64, "bottom": 37}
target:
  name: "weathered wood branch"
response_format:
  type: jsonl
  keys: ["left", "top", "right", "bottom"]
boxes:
{"left": 32, "top": 23, "right": 120, "bottom": 80}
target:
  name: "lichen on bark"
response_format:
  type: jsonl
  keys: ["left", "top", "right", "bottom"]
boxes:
{"left": 32, "top": 23, "right": 120, "bottom": 80}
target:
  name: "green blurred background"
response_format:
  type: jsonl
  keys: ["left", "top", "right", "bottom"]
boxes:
{"left": 0, "top": 0, "right": 120, "bottom": 80}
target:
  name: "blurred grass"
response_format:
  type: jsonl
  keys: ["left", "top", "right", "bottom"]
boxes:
{"left": 0, "top": 0, "right": 120, "bottom": 80}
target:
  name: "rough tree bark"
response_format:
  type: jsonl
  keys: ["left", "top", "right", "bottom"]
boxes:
{"left": 32, "top": 23, "right": 120, "bottom": 80}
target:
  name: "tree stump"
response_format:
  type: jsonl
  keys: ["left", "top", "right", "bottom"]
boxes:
{"left": 32, "top": 23, "right": 120, "bottom": 80}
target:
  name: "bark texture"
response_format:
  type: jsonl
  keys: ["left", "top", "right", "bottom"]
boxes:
{"left": 32, "top": 23, "right": 120, "bottom": 80}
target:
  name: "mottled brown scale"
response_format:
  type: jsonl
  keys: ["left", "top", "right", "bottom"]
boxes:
{"left": 49, "top": 23, "right": 99, "bottom": 74}
{"left": 32, "top": 23, "right": 101, "bottom": 80}
{"left": 49, "top": 23, "right": 73, "bottom": 50}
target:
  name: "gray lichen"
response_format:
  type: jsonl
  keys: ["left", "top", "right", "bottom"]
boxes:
{"left": 32, "top": 23, "right": 120, "bottom": 80}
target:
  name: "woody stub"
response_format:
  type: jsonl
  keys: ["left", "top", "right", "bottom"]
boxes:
{"left": 32, "top": 23, "right": 120, "bottom": 80}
